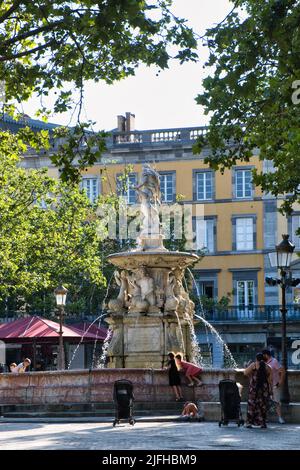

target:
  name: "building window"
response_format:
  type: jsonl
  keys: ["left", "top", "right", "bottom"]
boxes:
{"left": 117, "top": 174, "right": 137, "bottom": 204}
{"left": 196, "top": 218, "right": 215, "bottom": 253}
{"left": 159, "top": 173, "right": 174, "bottom": 203}
{"left": 81, "top": 178, "right": 99, "bottom": 203}
{"left": 235, "top": 217, "right": 254, "bottom": 251}
{"left": 196, "top": 172, "right": 213, "bottom": 200}
{"left": 235, "top": 169, "right": 252, "bottom": 198}
{"left": 237, "top": 280, "right": 255, "bottom": 307}
{"left": 198, "top": 280, "right": 214, "bottom": 299}
{"left": 291, "top": 215, "right": 300, "bottom": 249}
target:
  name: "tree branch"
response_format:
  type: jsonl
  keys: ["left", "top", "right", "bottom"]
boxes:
{"left": 0, "top": 39, "right": 56, "bottom": 61}
{"left": 0, "top": 21, "right": 62, "bottom": 48}
{"left": 0, "top": 0, "right": 22, "bottom": 24}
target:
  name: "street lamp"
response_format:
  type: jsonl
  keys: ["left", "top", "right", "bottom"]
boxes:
{"left": 54, "top": 284, "right": 68, "bottom": 370}
{"left": 266, "top": 234, "right": 300, "bottom": 404}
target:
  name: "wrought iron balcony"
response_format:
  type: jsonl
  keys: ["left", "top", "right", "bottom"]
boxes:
{"left": 2, "top": 305, "right": 300, "bottom": 325}
{"left": 201, "top": 305, "right": 300, "bottom": 323}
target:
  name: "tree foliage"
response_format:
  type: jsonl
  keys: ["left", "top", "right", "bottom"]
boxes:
{"left": 0, "top": 128, "right": 106, "bottom": 311}
{"left": 195, "top": 0, "right": 300, "bottom": 214}
{"left": 0, "top": 0, "right": 197, "bottom": 109}
{"left": 0, "top": 2, "right": 199, "bottom": 314}
{"left": 0, "top": 0, "right": 197, "bottom": 182}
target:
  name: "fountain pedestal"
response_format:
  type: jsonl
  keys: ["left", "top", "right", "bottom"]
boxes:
{"left": 106, "top": 313, "right": 195, "bottom": 369}
{"left": 106, "top": 251, "right": 199, "bottom": 368}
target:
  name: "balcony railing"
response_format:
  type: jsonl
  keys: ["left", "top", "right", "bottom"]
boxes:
{"left": 201, "top": 305, "right": 300, "bottom": 323}
{"left": 1, "top": 305, "right": 300, "bottom": 325}
{"left": 108, "top": 126, "right": 208, "bottom": 148}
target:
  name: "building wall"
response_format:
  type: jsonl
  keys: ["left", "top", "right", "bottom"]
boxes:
{"left": 2, "top": 114, "right": 298, "bottom": 309}
{"left": 15, "top": 124, "right": 268, "bottom": 307}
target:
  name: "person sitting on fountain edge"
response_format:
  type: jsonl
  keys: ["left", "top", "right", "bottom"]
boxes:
{"left": 175, "top": 353, "right": 203, "bottom": 387}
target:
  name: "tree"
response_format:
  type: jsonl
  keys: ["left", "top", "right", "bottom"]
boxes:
{"left": 0, "top": 127, "right": 106, "bottom": 315}
{"left": 0, "top": 0, "right": 197, "bottom": 182}
{"left": 0, "top": 0, "right": 197, "bottom": 104}
{"left": 195, "top": 0, "right": 300, "bottom": 214}
{"left": 0, "top": 1, "right": 199, "bottom": 313}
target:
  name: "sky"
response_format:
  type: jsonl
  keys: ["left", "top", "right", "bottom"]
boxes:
{"left": 23, "top": 0, "right": 232, "bottom": 132}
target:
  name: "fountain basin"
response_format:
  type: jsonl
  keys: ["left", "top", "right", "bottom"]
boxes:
{"left": 1, "top": 368, "right": 300, "bottom": 405}
{"left": 107, "top": 250, "right": 199, "bottom": 270}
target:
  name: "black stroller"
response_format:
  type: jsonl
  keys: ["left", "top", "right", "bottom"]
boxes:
{"left": 218, "top": 379, "right": 244, "bottom": 427}
{"left": 112, "top": 379, "right": 135, "bottom": 427}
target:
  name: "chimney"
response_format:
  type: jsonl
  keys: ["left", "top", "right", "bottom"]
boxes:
{"left": 117, "top": 115, "right": 126, "bottom": 132}
{"left": 125, "top": 112, "right": 135, "bottom": 132}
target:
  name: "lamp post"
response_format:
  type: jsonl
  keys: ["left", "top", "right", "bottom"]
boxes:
{"left": 266, "top": 234, "right": 300, "bottom": 404}
{"left": 54, "top": 285, "right": 68, "bottom": 370}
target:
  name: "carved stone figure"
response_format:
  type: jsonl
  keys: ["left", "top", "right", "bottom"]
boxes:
{"left": 164, "top": 272, "right": 179, "bottom": 313}
{"left": 173, "top": 267, "right": 194, "bottom": 316}
{"left": 107, "top": 327, "right": 123, "bottom": 356}
{"left": 173, "top": 268, "right": 186, "bottom": 313}
{"left": 135, "top": 267, "right": 156, "bottom": 307}
{"left": 135, "top": 164, "right": 162, "bottom": 249}
{"left": 128, "top": 276, "right": 148, "bottom": 313}
{"left": 108, "top": 270, "right": 129, "bottom": 313}
{"left": 155, "top": 286, "right": 165, "bottom": 309}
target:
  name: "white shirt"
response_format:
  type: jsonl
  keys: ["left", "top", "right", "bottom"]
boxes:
{"left": 15, "top": 362, "right": 27, "bottom": 373}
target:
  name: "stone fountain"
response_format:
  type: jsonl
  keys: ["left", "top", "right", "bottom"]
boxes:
{"left": 106, "top": 164, "right": 199, "bottom": 368}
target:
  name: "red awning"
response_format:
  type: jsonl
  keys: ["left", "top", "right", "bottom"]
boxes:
{"left": 71, "top": 322, "right": 107, "bottom": 341}
{"left": 0, "top": 316, "right": 107, "bottom": 341}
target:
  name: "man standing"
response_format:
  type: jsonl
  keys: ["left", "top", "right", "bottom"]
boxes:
{"left": 262, "top": 349, "right": 285, "bottom": 424}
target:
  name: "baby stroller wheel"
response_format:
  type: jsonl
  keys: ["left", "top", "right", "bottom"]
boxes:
{"left": 129, "top": 419, "right": 135, "bottom": 426}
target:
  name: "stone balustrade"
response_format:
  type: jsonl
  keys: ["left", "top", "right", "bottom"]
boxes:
{"left": 1, "top": 369, "right": 300, "bottom": 405}
{"left": 108, "top": 126, "right": 208, "bottom": 148}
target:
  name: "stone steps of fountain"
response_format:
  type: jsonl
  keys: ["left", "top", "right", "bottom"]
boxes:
{"left": 1, "top": 402, "right": 299, "bottom": 423}
{"left": 0, "top": 401, "right": 183, "bottom": 418}
{"left": 0, "top": 401, "right": 183, "bottom": 411}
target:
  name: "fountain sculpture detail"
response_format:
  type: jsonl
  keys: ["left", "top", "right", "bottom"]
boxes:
{"left": 106, "top": 164, "right": 199, "bottom": 368}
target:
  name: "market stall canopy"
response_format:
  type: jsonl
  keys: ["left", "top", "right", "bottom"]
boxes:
{"left": 0, "top": 316, "right": 107, "bottom": 341}
{"left": 71, "top": 322, "right": 107, "bottom": 341}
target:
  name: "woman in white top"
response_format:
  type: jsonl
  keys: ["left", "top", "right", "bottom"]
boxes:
{"left": 15, "top": 358, "right": 31, "bottom": 373}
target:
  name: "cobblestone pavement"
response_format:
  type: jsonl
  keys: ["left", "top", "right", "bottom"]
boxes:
{"left": 0, "top": 421, "right": 300, "bottom": 450}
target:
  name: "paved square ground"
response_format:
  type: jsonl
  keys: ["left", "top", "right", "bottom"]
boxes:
{"left": 0, "top": 421, "right": 299, "bottom": 450}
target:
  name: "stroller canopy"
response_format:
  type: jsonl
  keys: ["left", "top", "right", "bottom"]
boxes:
{"left": 113, "top": 379, "right": 134, "bottom": 401}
